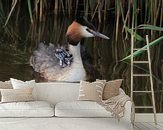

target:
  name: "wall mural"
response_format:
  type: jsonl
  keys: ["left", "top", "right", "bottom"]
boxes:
{"left": 0, "top": 1, "right": 163, "bottom": 113}
{"left": 30, "top": 17, "right": 109, "bottom": 82}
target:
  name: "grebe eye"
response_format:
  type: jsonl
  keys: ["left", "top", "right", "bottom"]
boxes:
{"left": 86, "top": 28, "right": 92, "bottom": 33}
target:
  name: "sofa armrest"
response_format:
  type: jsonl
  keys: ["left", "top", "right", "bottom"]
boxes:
{"left": 123, "top": 101, "right": 132, "bottom": 121}
{"left": 118, "top": 100, "right": 133, "bottom": 129}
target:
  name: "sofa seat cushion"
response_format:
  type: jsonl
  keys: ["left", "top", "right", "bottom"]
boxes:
{"left": 0, "top": 101, "right": 54, "bottom": 117}
{"left": 55, "top": 101, "right": 112, "bottom": 117}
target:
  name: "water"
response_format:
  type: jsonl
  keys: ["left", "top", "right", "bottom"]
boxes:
{"left": 0, "top": 14, "right": 163, "bottom": 112}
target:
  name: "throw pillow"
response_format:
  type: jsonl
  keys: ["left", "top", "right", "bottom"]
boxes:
{"left": 10, "top": 78, "right": 35, "bottom": 89}
{"left": 0, "top": 81, "right": 13, "bottom": 101}
{"left": 0, "top": 81, "right": 13, "bottom": 89}
{"left": 10, "top": 78, "right": 37, "bottom": 100}
{"left": 102, "top": 79, "right": 123, "bottom": 100}
{"left": 78, "top": 80, "right": 106, "bottom": 102}
{"left": 1, "top": 88, "right": 34, "bottom": 103}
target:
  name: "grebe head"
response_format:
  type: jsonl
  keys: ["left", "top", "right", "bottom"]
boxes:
{"left": 66, "top": 16, "right": 109, "bottom": 46}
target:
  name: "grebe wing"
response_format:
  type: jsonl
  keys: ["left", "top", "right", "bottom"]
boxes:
{"left": 30, "top": 43, "right": 62, "bottom": 74}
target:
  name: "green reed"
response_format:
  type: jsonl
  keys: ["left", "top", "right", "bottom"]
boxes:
{"left": 1, "top": 0, "right": 162, "bottom": 42}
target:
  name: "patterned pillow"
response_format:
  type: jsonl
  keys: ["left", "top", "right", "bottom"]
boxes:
{"left": 0, "top": 81, "right": 13, "bottom": 101}
{"left": 78, "top": 80, "right": 106, "bottom": 102}
{"left": 102, "top": 79, "right": 123, "bottom": 100}
{"left": 0, "top": 88, "right": 34, "bottom": 103}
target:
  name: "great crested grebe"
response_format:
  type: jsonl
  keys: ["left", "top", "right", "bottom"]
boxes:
{"left": 30, "top": 17, "right": 109, "bottom": 82}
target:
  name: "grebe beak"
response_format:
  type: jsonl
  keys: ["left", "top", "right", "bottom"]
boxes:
{"left": 86, "top": 28, "right": 110, "bottom": 39}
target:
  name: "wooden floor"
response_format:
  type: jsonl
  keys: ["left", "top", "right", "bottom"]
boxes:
{"left": 134, "top": 122, "right": 163, "bottom": 130}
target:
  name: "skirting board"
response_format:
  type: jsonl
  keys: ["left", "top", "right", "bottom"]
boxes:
{"left": 135, "top": 113, "right": 163, "bottom": 122}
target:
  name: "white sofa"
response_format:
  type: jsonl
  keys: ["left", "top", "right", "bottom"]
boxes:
{"left": 0, "top": 82, "right": 132, "bottom": 130}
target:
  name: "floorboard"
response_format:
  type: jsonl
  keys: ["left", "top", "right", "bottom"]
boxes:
{"left": 144, "top": 122, "right": 161, "bottom": 130}
{"left": 158, "top": 123, "right": 163, "bottom": 127}
{"left": 134, "top": 122, "right": 163, "bottom": 130}
{"left": 135, "top": 122, "right": 149, "bottom": 130}
{"left": 149, "top": 123, "right": 163, "bottom": 130}
{"left": 133, "top": 125, "right": 141, "bottom": 130}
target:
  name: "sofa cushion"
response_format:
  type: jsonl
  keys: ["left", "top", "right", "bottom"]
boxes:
{"left": 10, "top": 78, "right": 37, "bottom": 100}
{"left": 0, "top": 101, "right": 54, "bottom": 117}
{"left": 10, "top": 78, "right": 35, "bottom": 89}
{"left": 103, "top": 79, "right": 123, "bottom": 100}
{"left": 1, "top": 88, "right": 34, "bottom": 103}
{"left": 0, "top": 81, "right": 12, "bottom": 89}
{"left": 78, "top": 80, "right": 106, "bottom": 102}
{"left": 55, "top": 101, "right": 112, "bottom": 117}
{"left": 0, "top": 81, "right": 13, "bottom": 101}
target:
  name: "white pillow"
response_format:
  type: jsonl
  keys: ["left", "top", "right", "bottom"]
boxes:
{"left": 0, "top": 101, "right": 54, "bottom": 117}
{"left": 10, "top": 78, "right": 37, "bottom": 100}
{"left": 55, "top": 101, "right": 112, "bottom": 117}
{"left": 10, "top": 78, "right": 35, "bottom": 89}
